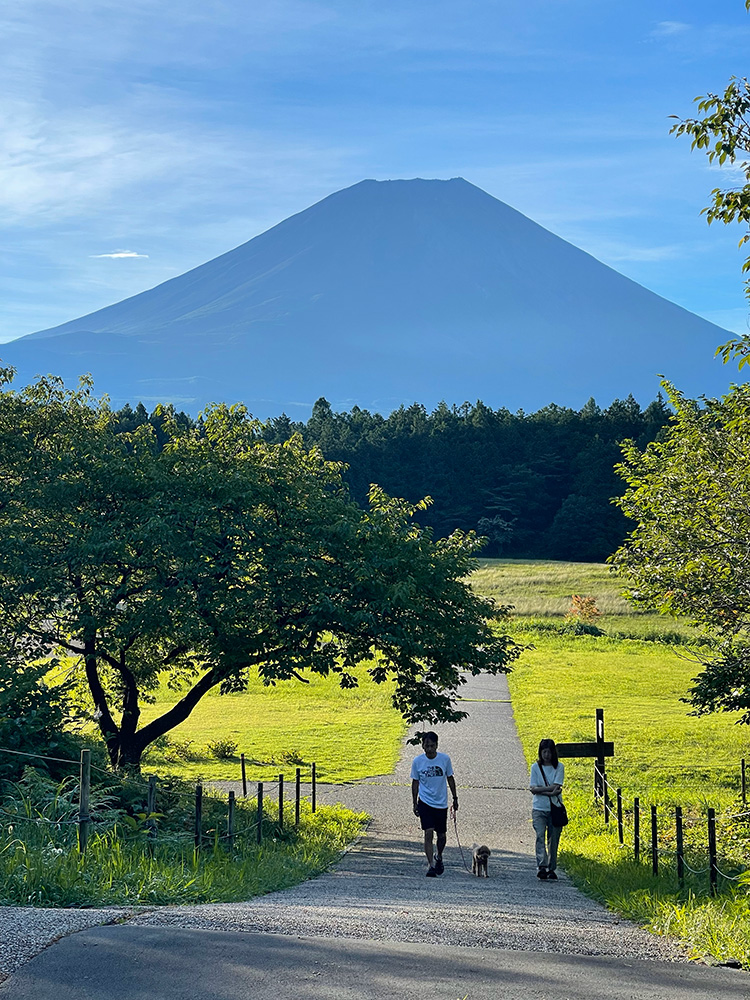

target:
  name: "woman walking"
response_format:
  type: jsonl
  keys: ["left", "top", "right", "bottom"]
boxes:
{"left": 529, "top": 738, "right": 565, "bottom": 880}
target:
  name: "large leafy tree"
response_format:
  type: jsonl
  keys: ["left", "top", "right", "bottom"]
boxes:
{"left": 611, "top": 382, "right": 750, "bottom": 722}
{"left": 0, "top": 368, "right": 519, "bottom": 769}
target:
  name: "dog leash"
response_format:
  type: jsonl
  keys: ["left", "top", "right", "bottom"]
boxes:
{"left": 450, "top": 804, "right": 474, "bottom": 874}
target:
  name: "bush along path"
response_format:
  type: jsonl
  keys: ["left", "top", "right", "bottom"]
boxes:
{"left": 130, "top": 672, "right": 686, "bottom": 959}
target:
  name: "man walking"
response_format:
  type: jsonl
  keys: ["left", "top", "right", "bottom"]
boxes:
{"left": 411, "top": 731, "right": 458, "bottom": 877}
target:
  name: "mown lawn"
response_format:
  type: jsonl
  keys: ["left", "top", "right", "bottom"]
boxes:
{"left": 137, "top": 663, "right": 406, "bottom": 784}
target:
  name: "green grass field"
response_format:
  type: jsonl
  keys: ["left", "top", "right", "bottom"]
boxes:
{"left": 137, "top": 662, "right": 406, "bottom": 784}
{"left": 473, "top": 557, "right": 633, "bottom": 616}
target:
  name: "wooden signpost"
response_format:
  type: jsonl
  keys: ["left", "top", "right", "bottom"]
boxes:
{"left": 556, "top": 708, "right": 614, "bottom": 804}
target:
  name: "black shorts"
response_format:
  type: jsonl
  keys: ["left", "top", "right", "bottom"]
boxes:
{"left": 418, "top": 800, "right": 448, "bottom": 834}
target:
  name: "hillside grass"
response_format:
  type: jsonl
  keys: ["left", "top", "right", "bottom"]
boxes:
{"left": 475, "top": 557, "right": 697, "bottom": 640}
{"left": 473, "top": 558, "right": 750, "bottom": 966}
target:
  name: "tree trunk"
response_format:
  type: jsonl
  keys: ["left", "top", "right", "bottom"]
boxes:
{"left": 115, "top": 730, "right": 146, "bottom": 773}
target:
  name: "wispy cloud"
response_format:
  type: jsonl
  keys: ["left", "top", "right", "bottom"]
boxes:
{"left": 591, "top": 242, "right": 685, "bottom": 264}
{"left": 90, "top": 249, "right": 149, "bottom": 259}
{"left": 651, "top": 21, "right": 691, "bottom": 38}
{"left": 646, "top": 18, "right": 750, "bottom": 58}
{"left": 0, "top": 96, "right": 355, "bottom": 232}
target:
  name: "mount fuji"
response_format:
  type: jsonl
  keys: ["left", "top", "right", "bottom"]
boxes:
{"left": 1, "top": 178, "right": 732, "bottom": 417}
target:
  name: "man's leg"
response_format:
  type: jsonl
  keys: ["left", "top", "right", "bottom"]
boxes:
{"left": 423, "top": 828, "right": 435, "bottom": 868}
{"left": 435, "top": 831, "right": 447, "bottom": 871}
{"left": 437, "top": 833, "right": 448, "bottom": 861}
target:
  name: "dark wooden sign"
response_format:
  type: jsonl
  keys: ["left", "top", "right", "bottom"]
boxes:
{"left": 556, "top": 741, "right": 614, "bottom": 758}
{"left": 558, "top": 709, "right": 613, "bottom": 801}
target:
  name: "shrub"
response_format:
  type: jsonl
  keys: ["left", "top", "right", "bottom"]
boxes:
{"left": 164, "top": 738, "right": 202, "bottom": 763}
{"left": 206, "top": 738, "right": 239, "bottom": 760}
{"left": 0, "top": 646, "right": 85, "bottom": 784}
{"left": 566, "top": 594, "right": 601, "bottom": 624}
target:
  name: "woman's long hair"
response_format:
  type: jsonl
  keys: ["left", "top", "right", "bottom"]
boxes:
{"left": 537, "top": 738, "right": 559, "bottom": 769}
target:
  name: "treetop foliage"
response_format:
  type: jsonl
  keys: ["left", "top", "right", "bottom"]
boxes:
{"left": 107, "top": 391, "right": 673, "bottom": 564}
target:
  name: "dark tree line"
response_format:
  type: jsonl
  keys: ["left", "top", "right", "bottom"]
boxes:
{"left": 114, "top": 393, "right": 673, "bottom": 563}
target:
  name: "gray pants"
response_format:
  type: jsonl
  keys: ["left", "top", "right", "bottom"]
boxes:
{"left": 532, "top": 809, "right": 562, "bottom": 871}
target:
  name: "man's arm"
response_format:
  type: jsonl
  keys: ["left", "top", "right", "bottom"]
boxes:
{"left": 447, "top": 774, "right": 459, "bottom": 811}
{"left": 412, "top": 778, "right": 420, "bottom": 815}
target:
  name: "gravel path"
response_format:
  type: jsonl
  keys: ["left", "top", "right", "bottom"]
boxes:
{"left": 133, "top": 672, "right": 684, "bottom": 959}
{"left": 0, "top": 671, "right": 686, "bottom": 985}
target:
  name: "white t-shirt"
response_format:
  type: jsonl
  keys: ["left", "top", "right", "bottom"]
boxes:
{"left": 530, "top": 761, "right": 565, "bottom": 813}
{"left": 411, "top": 751, "right": 454, "bottom": 808}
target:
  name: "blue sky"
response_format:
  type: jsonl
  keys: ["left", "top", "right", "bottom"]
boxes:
{"left": 1, "top": 0, "right": 749, "bottom": 345}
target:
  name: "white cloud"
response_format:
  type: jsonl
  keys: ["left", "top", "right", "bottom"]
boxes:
{"left": 707, "top": 162, "right": 750, "bottom": 180}
{"left": 90, "top": 250, "right": 149, "bottom": 259}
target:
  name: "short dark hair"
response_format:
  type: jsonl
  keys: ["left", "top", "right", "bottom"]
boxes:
{"left": 537, "top": 738, "right": 558, "bottom": 768}
{"left": 422, "top": 731, "right": 439, "bottom": 745}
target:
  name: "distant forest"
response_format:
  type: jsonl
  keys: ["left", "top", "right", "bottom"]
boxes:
{"left": 113, "top": 394, "right": 673, "bottom": 563}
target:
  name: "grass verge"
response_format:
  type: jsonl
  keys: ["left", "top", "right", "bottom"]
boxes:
{"left": 0, "top": 773, "right": 367, "bottom": 907}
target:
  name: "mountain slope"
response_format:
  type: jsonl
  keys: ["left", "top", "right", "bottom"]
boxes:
{"left": 1, "top": 178, "right": 731, "bottom": 415}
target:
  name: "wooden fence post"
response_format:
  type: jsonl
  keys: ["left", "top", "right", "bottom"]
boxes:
{"left": 78, "top": 749, "right": 91, "bottom": 854}
{"left": 241, "top": 753, "right": 248, "bottom": 798}
{"left": 147, "top": 774, "right": 157, "bottom": 840}
{"left": 278, "top": 773, "right": 284, "bottom": 830}
{"left": 594, "top": 708, "right": 605, "bottom": 799}
{"left": 295, "top": 767, "right": 301, "bottom": 826}
{"left": 742, "top": 758, "right": 747, "bottom": 807}
{"left": 616, "top": 788, "right": 623, "bottom": 845}
{"left": 634, "top": 796, "right": 640, "bottom": 862}
{"left": 227, "top": 790, "right": 235, "bottom": 851}
{"left": 312, "top": 762, "right": 316, "bottom": 814}
{"left": 194, "top": 783, "right": 203, "bottom": 849}
{"left": 257, "top": 782, "right": 264, "bottom": 844}
{"left": 651, "top": 805, "right": 658, "bottom": 876}
{"left": 675, "top": 806, "right": 684, "bottom": 886}
{"left": 707, "top": 808, "right": 717, "bottom": 896}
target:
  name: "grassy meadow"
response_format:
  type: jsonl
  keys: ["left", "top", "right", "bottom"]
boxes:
{"left": 136, "top": 661, "right": 406, "bottom": 784}
{"left": 473, "top": 558, "right": 750, "bottom": 966}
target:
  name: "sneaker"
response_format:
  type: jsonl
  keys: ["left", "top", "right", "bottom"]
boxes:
{"left": 434, "top": 858, "right": 444, "bottom": 875}
{"left": 536, "top": 867, "right": 548, "bottom": 880}
{"left": 546, "top": 870, "right": 558, "bottom": 880}
{"left": 426, "top": 867, "right": 438, "bottom": 877}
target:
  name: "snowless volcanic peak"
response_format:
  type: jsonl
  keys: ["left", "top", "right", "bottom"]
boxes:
{"left": 2, "top": 177, "right": 731, "bottom": 416}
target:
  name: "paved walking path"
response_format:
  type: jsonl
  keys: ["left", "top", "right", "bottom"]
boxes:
{"left": 130, "top": 672, "right": 680, "bottom": 957}
{"left": 1, "top": 672, "right": 746, "bottom": 998}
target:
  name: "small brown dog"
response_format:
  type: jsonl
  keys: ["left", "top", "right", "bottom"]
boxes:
{"left": 471, "top": 843, "right": 491, "bottom": 877}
